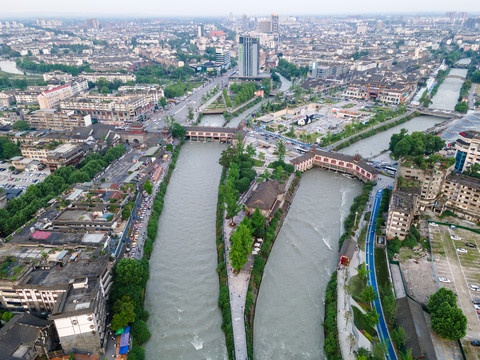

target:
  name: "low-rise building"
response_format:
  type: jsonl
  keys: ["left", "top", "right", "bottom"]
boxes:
{"left": 386, "top": 190, "right": 418, "bottom": 240}
{"left": 38, "top": 84, "right": 73, "bottom": 110}
{"left": 45, "top": 143, "right": 85, "bottom": 171}
{"left": 245, "top": 180, "right": 285, "bottom": 220}
{"left": 441, "top": 173, "right": 480, "bottom": 222}
{"left": 27, "top": 109, "right": 92, "bottom": 131}
{"left": 79, "top": 72, "right": 136, "bottom": 83}
{"left": 0, "top": 90, "right": 16, "bottom": 107}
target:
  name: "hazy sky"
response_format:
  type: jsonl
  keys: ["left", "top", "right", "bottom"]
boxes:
{"left": 2, "top": 0, "right": 478, "bottom": 17}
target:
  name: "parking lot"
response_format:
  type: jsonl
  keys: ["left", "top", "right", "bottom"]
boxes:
{"left": 0, "top": 163, "right": 50, "bottom": 193}
{"left": 428, "top": 222, "right": 480, "bottom": 358}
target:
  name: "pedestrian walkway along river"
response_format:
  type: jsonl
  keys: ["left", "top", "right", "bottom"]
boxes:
{"left": 144, "top": 143, "right": 228, "bottom": 360}
{"left": 253, "top": 169, "right": 362, "bottom": 359}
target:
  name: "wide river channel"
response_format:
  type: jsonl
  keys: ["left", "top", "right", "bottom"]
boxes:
{"left": 145, "top": 65, "right": 464, "bottom": 358}
{"left": 144, "top": 143, "right": 228, "bottom": 360}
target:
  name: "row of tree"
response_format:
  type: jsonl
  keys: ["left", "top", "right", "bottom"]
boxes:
{"left": 0, "top": 144, "right": 126, "bottom": 237}
{"left": 15, "top": 57, "right": 91, "bottom": 76}
{"left": 229, "top": 82, "right": 259, "bottom": 106}
{"left": 276, "top": 58, "right": 308, "bottom": 81}
{"left": 389, "top": 129, "right": 445, "bottom": 158}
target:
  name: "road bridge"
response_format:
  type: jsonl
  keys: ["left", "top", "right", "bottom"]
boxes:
{"left": 200, "top": 108, "right": 227, "bottom": 115}
{"left": 184, "top": 126, "right": 239, "bottom": 142}
{"left": 446, "top": 74, "right": 466, "bottom": 81}
{"left": 417, "top": 109, "right": 462, "bottom": 119}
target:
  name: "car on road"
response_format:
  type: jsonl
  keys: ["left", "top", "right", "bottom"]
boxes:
{"left": 456, "top": 248, "right": 468, "bottom": 253}
{"left": 429, "top": 223, "right": 438, "bottom": 227}
{"left": 450, "top": 225, "right": 457, "bottom": 229}
{"left": 472, "top": 340, "right": 480, "bottom": 346}
{"left": 451, "top": 235, "right": 462, "bottom": 240}
{"left": 473, "top": 299, "right": 480, "bottom": 305}
{"left": 469, "top": 284, "right": 480, "bottom": 292}
{"left": 466, "top": 242, "right": 477, "bottom": 248}
{"left": 439, "top": 277, "right": 451, "bottom": 283}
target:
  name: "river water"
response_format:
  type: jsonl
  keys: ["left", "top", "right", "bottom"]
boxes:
{"left": 0, "top": 60, "right": 26, "bottom": 75}
{"left": 430, "top": 68, "right": 468, "bottom": 111}
{"left": 254, "top": 169, "right": 362, "bottom": 359}
{"left": 144, "top": 143, "right": 227, "bottom": 360}
{"left": 339, "top": 115, "right": 443, "bottom": 158}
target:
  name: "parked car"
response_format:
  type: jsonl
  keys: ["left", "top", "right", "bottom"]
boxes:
{"left": 472, "top": 299, "right": 480, "bottom": 305}
{"left": 439, "top": 277, "right": 451, "bottom": 283}
{"left": 451, "top": 235, "right": 462, "bottom": 240}
{"left": 430, "top": 223, "right": 438, "bottom": 227}
{"left": 466, "top": 242, "right": 477, "bottom": 248}
{"left": 457, "top": 248, "right": 468, "bottom": 253}
{"left": 450, "top": 225, "right": 457, "bottom": 229}
{"left": 472, "top": 340, "right": 480, "bottom": 346}
{"left": 469, "top": 284, "right": 480, "bottom": 292}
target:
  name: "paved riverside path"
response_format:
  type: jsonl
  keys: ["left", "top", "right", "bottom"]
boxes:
{"left": 223, "top": 209, "right": 252, "bottom": 360}
{"left": 366, "top": 189, "right": 397, "bottom": 360}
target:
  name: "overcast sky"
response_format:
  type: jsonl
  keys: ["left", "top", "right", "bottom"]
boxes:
{"left": 1, "top": 0, "right": 478, "bottom": 18}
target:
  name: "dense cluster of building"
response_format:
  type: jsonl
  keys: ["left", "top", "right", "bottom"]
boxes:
{"left": 386, "top": 131, "right": 480, "bottom": 239}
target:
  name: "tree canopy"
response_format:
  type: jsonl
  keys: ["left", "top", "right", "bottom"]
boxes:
{"left": 428, "top": 288, "right": 466, "bottom": 340}
{"left": 389, "top": 129, "right": 445, "bottom": 158}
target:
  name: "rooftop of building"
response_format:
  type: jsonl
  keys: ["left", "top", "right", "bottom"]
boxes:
{"left": 390, "top": 190, "right": 416, "bottom": 211}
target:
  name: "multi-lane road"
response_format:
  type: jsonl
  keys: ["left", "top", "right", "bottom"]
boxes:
{"left": 144, "top": 70, "right": 236, "bottom": 132}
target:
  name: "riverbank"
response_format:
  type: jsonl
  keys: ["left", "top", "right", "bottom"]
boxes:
{"left": 224, "top": 96, "right": 263, "bottom": 124}
{"left": 245, "top": 172, "right": 301, "bottom": 357}
{"left": 108, "top": 143, "right": 181, "bottom": 358}
{"left": 332, "top": 111, "right": 419, "bottom": 152}
{"left": 215, "top": 167, "right": 235, "bottom": 360}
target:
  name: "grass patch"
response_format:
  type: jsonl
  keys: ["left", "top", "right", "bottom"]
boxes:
{"left": 352, "top": 306, "right": 378, "bottom": 340}
{"left": 348, "top": 274, "right": 366, "bottom": 298}
{"left": 252, "top": 159, "right": 265, "bottom": 167}
{"left": 375, "top": 247, "right": 389, "bottom": 290}
{"left": 358, "top": 226, "right": 367, "bottom": 250}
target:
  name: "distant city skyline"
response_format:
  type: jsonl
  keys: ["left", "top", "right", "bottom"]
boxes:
{"left": 1, "top": 0, "right": 479, "bottom": 18}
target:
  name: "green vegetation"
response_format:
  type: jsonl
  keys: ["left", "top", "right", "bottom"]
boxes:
{"left": 91, "top": 77, "right": 123, "bottom": 94}
{"left": 229, "top": 82, "right": 259, "bottom": 106}
{"left": 223, "top": 88, "right": 232, "bottom": 107}
{"left": 215, "top": 167, "right": 234, "bottom": 359}
{"left": 164, "top": 81, "right": 199, "bottom": 98}
{"left": 454, "top": 101, "right": 469, "bottom": 113}
{"left": 458, "top": 80, "right": 472, "bottom": 102}
{"left": 339, "top": 182, "right": 375, "bottom": 247}
{"left": 375, "top": 189, "right": 391, "bottom": 235}
{"left": 324, "top": 271, "right": 342, "bottom": 360}
{"left": 389, "top": 129, "right": 445, "bottom": 158}
{"left": 0, "top": 144, "right": 126, "bottom": 237}
{"left": 135, "top": 65, "right": 195, "bottom": 84}
{"left": 0, "top": 137, "right": 21, "bottom": 160}
{"left": 16, "top": 57, "right": 91, "bottom": 76}
{"left": 428, "top": 288, "right": 467, "bottom": 340}
{"left": 276, "top": 58, "right": 308, "bottom": 81}
{"left": 352, "top": 306, "right": 378, "bottom": 341}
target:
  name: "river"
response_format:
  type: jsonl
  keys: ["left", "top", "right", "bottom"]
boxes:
{"left": 430, "top": 68, "right": 468, "bottom": 111}
{"left": 144, "top": 143, "right": 227, "bottom": 360}
{"left": 0, "top": 60, "right": 27, "bottom": 75}
{"left": 200, "top": 75, "right": 292, "bottom": 128}
{"left": 254, "top": 169, "right": 362, "bottom": 359}
{"left": 339, "top": 115, "right": 443, "bottom": 158}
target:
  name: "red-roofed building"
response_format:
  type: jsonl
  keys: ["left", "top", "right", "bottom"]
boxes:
{"left": 38, "top": 84, "right": 73, "bottom": 109}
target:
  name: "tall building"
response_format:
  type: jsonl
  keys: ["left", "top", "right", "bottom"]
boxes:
{"left": 242, "top": 14, "right": 248, "bottom": 30}
{"left": 271, "top": 14, "right": 279, "bottom": 33}
{"left": 257, "top": 19, "right": 272, "bottom": 33}
{"left": 85, "top": 18, "right": 100, "bottom": 29}
{"left": 455, "top": 130, "right": 480, "bottom": 172}
{"left": 356, "top": 24, "right": 367, "bottom": 34}
{"left": 238, "top": 36, "right": 259, "bottom": 77}
{"left": 197, "top": 24, "right": 204, "bottom": 38}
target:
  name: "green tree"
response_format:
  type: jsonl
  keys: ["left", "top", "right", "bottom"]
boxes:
{"left": 219, "top": 146, "right": 237, "bottom": 168}
{"left": 251, "top": 207, "right": 266, "bottom": 238}
{"left": 13, "top": 120, "right": 29, "bottom": 131}
{"left": 1, "top": 311, "right": 14, "bottom": 322}
{"left": 365, "top": 307, "right": 380, "bottom": 328}
{"left": 360, "top": 285, "right": 378, "bottom": 303}
{"left": 165, "top": 143, "right": 174, "bottom": 152}
{"left": 431, "top": 302, "right": 467, "bottom": 340}
{"left": 159, "top": 97, "right": 167, "bottom": 107}
{"left": 170, "top": 123, "right": 186, "bottom": 139}
{"left": 187, "top": 106, "right": 194, "bottom": 121}
{"left": 274, "top": 139, "right": 286, "bottom": 162}
{"left": 357, "top": 262, "right": 369, "bottom": 281}
{"left": 229, "top": 222, "right": 253, "bottom": 272}
{"left": 111, "top": 296, "right": 136, "bottom": 331}
{"left": 393, "top": 137, "right": 412, "bottom": 158}
{"left": 131, "top": 319, "right": 151, "bottom": 345}
{"left": 115, "top": 258, "right": 149, "bottom": 288}
{"left": 127, "top": 345, "right": 145, "bottom": 360}
{"left": 143, "top": 180, "right": 153, "bottom": 195}
{"left": 245, "top": 143, "right": 256, "bottom": 158}
{"left": 428, "top": 288, "right": 457, "bottom": 315}
{"left": 391, "top": 326, "right": 407, "bottom": 348}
